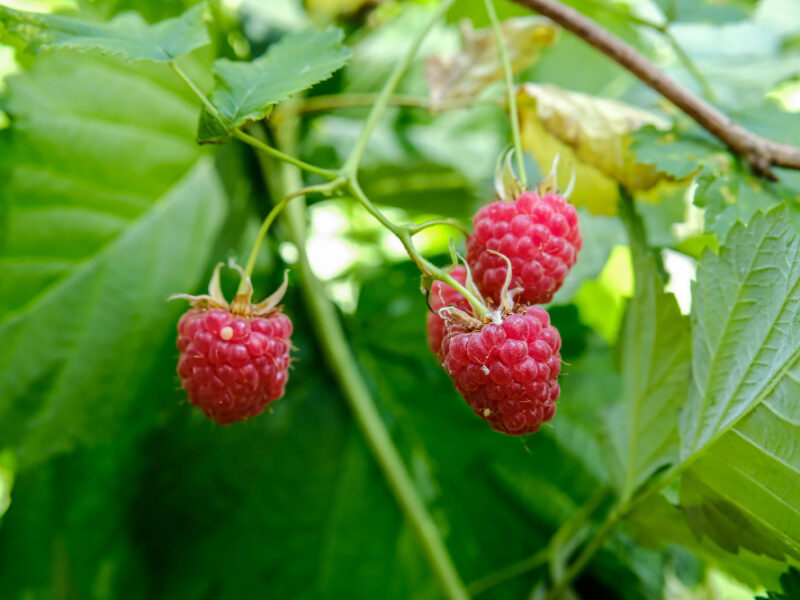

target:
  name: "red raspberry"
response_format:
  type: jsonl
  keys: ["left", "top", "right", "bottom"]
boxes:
{"left": 176, "top": 308, "right": 292, "bottom": 424}
{"left": 171, "top": 263, "right": 293, "bottom": 424}
{"left": 426, "top": 266, "right": 471, "bottom": 356}
{"left": 466, "top": 191, "right": 581, "bottom": 305}
{"left": 440, "top": 306, "right": 561, "bottom": 435}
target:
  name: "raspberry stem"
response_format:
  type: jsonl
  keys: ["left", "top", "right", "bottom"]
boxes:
{"left": 341, "top": 0, "right": 457, "bottom": 177}
{"left": 483, "top": 0, "right": 527, "bottom": 187}
{"left": 238, "top": 177, "right": 347, "bottom": 293}
{"left": 262, "top": 123, "right": 470, "bottom": 600}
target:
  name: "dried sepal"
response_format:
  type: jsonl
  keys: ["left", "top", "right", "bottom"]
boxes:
{"left": 250, "top": 269, "right": 290, "bottom": 316}
{"left": 494, "top": 148, "right": 526, "bottom": 202}
{"left": 438, "top": 305, "right": 483, "bottom": 330}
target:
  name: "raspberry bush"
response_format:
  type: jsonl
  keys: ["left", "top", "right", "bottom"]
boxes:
{"left": 2, "top": 1, "right": 799, "bottom": 599}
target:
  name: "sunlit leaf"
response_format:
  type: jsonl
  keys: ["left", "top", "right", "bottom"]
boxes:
{"left": 0, "top": 3, "right": 209, "bottom": 62}
{"left": 604, "top": 214, "right": 690, "bottom": 500}
{"left": 200, "top": 28, "right": 350, "bottom": 142}
{"left": 518, "top": 84, "right": 673, "bottom": 214}
{"left": 675, "top": 207, "right": 800, "bottom": 560}
{"left": 0, "top": 52, "right": 226, "bottom": 468}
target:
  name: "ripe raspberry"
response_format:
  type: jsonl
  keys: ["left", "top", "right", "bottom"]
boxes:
{"left": 440, "top": 306, "right": 561, "bottom": 435}
{"left": 176, "top": 308, "right": 292, "bottom": 424}
{"left": 466, "top": 191, "right": 581, "bottom": 305}
{"left": 426, "top": 266, "right": 471, "bottom": 356}
{"left": 172, "top": 263, "right": 292, "bottom": 424}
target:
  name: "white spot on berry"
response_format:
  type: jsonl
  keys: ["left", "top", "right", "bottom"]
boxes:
{"left": 482, "top": 365, "right": 490, "bottom": 375}
{"left": 220, "top": 326, "right": 233, "bottom": 341}
{"left": 483, "top": 408, "right": 491, "bottom": 417}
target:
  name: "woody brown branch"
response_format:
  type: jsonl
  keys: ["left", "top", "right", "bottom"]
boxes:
{"left": 512, "top": 0, "right": 800, "bottom": 180}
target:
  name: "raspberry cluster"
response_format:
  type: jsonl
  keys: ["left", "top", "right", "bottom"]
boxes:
{"left": 426, "top": 184, "right": 580, "bottom": 436}
{"left": 177, "top": 308, "right": 292, "bottom": 424}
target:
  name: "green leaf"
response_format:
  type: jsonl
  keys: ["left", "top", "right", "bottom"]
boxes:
{"left": 694, "top": 166, "right": 800, "bottom": 242}
{"left": 757, "top": 567, "right": 800, "bottom": 600}
{"left": 0, "top": 52, "right": 226, "bottom": 468}
{"left": 655, "top": 0, "right": 759, "bottom": 24}
{"left": 630, "top": 126, "right": 721, "bottom": 180}
{"left": 604, "top": 214, "right": 690, "bottom": 500}
{"left": 0, "top": 3, "right": 209, "bottom": 62}
{"left": 676, "top": 207, "right": 800, "bottom": 560}
{"left": 681, "top": 367, "right": 800, "bottom": 560}
{"left": 680, "top": 207, "right": 800, "bottom": 459}
{"left": 201, "top": 28, "right": 350, "bottom": 141}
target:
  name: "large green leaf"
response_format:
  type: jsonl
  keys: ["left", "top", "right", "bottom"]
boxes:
{"left": 0, "top": 52, "right": 226, "bottom": 468}
{"left": 680, "top": 207, "right": 800, "bottom": 459}
{"left": 677, "top": 207, "right": 800, "bottom": 559}
{"left": 605, "top": 216, "right": 690, "bottom": 500}
{"left": 0, "top": 3, "right": 209, "bottom": 62}
{"left": 681, "top": 364, "right": 800, "bottom": 560}
{"left": 200, "top": 28, "right": 350, "bottom": 141}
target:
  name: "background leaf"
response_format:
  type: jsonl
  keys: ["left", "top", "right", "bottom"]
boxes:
{"left": 202, "top": 28, "right": 350, "bottom": 140}
{"left": 604, "top": 206, "right": 690, "bottom": 500}
{"left": 0, "top": 52, "right": 226, "bottom": 468}
{"left": 0, "top": 3, "right": 208, "bottom": 61}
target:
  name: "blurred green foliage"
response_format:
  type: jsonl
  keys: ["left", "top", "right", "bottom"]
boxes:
{"left": 0, "top": 0, "right": 799, "bottom": 599}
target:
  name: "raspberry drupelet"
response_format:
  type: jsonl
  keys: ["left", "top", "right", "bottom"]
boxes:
{"left": 467, "top": 190, "right": 581, "bottom": 305}
{"left": 440, "top": 305, "right": 561, "bottom": 435}
{"left": 172, "top": 263, "right": 292, "bottom": 424}
{"left": 426, "top": 265, "right": 470, "bottom": 357}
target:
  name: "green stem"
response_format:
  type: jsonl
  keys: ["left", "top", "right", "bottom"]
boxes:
{"left": 294, "top": 93, "right": 504, "bottom": 115}
{"left": 238, "top": 178, "right": 347, "bottom": 293}
{"left": 408, "top": 218, "right": 469, "bottom": 237}
{"left": 342, "top": 0, "right": 456, "bottom": 175}
{"left": 543, "top": 507, "right": 622, "bottom": 600}
{"left": 347, "top": 180, "right": 488, "bottom": 318}
{"left": 234, "top": 129, "right": 340, "bottom": 180}
{"left": 169, "top": 61, "right": 223, "bottom": 122}
{"left": 663, "top": 31, "right": 716, "bottom": 102}
{"left": 468, "top": 549, "right": 548, "bottom": 597}
{"left": 261, "top": 123, "right": 470, "bottom": 600}
{"left": 483, "top": 0, "right": 527, "bottom": 186}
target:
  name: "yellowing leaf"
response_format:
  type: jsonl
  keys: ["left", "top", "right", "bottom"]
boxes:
{"left": 518, "top": 84, "right": 672, "bottom": 214}
{"left": 426, "top": 17, "right": 557, "bottom": 104}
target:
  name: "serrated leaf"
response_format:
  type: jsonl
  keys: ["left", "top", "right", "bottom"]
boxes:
{"left": 757, "top": 567, "right": 800, "bottom": 600}
{"left": 680, "top": 207, "right": 800, "bottom": 459}
{"left": 676, "top": 207, "right": 800, "bottom": 559}
{"left": 0, "top": 3, "right": 209, "bottom": 62}
{"left": 695, "top": 165, "right": 800, "bottom": 242}
{"left": 201, "top": 28, "right": 350, "bottom": 141}
{"left": 604, "top": 223, "right": 690, "bottom": 500}
{"left": 425, "top": 17, "right": 557, "bottom": 104}
{"left": 518, "top": 84, "right": 674, "bottom": 215}
{"left": 630, "top": 126, "right": 721, "bottom": 179}
{"left": 681, "top": 363, "right": 800, "bottom": 560}
{"left": 0, "top": 52, "right": 226, "bottom": 468}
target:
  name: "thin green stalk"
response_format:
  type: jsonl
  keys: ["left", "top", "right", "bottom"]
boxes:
{"left": 663, "top": 31, "right": 716, "bottom": 102}
{"left": 261, "top": 122, "right": 470, "bottom": 600}
{"left": 169, "top": 61, "right": 340, "bottom": 180}
{"left": 234, "top": 129, "right": 340, "bottom": 180}
{"left": 347, "top": 180, "right": 488, "bottom": 318}
{"left": 408, "top": 218, "right": 469, "bottom": 237}
{"left": 295, "top": 93, "right": 504, "bottom": 115}
{"left": 169, "top": 61, "right": 223, "bottom": 122}
{"left": 543, "top": 507, "right": 622, "bottom": 600}
{"left": 342, "top": 0, "right": 456, "bottom": 175}
{"left": 238, "top": 178, "right": 346, "bottom": 293}
{"left": 483, "top": 0, "right": 527, "bottom": 186}
{"left": 468, "top": 549, "right": 548, "bottom": 597}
